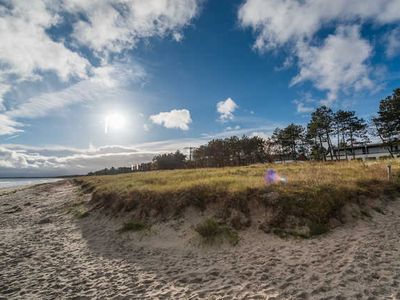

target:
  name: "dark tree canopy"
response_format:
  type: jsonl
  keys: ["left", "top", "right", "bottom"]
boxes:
{"left": 152, "top": 150, "right": 187, "bottom": 170}
{"left": 192, "top": 135, "right": 269, "bottom": 167}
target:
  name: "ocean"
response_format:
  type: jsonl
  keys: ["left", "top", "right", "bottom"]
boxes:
{"left": 0, "top": 178, "right": 62, "bottom": 189}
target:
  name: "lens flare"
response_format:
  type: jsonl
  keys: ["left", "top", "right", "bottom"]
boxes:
{"left": 264, "top": 169, "right": 287, "bottom": 185}
{"left": 104, "top": 113, "right": 126, "bottom": 134}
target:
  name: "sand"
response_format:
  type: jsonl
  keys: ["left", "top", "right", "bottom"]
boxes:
{"left": 1, "top": 181, "right": 400, "bottom": 299}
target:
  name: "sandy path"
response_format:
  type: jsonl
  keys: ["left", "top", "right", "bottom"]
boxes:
{"left": 1, "top": 181, "right": 400, "bottom": 299}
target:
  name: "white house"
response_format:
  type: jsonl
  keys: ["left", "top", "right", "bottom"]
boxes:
{"left": 333, "top": 142, "right": 400, "bottom": 160}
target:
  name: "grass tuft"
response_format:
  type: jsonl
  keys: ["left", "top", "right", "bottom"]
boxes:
{"left": 74, "top": 209, "right": 90, "bottom": 219}
{"left": 118, "top": 220, "right": 150, "bottom": 233}
{"left": 195, "top": 218, "right": 239, "bottom": 245}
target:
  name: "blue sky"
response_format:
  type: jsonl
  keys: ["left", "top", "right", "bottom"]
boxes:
{"left": 0, "top": 0, "right": 400, "bottom": 176}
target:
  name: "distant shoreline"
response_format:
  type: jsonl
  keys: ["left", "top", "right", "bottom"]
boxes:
{"left": 0, "top": 175, "right": 84, "bottom": 179}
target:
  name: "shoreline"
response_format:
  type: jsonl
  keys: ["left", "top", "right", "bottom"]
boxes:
{"left": 1, "top": 181, "right": 400, "bottom": 299}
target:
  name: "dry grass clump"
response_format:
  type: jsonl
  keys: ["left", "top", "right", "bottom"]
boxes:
{"left": 75, "top": 160, "right": 400, "bottom": 237}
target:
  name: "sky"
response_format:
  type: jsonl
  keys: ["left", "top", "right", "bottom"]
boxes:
{"left": 0, "top": 0, "right": 400, "bottom": 176}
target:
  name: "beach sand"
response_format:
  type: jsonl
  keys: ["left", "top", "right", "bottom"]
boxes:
{"left": 1, "top": 181, "right": 400, "bottom": 299}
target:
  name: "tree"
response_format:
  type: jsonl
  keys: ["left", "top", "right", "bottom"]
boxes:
{"left": 152, "top": 150, "right": 186, "bottom": 170}
{"left": 272, "top": 124, "right": 305, "bottom": 160}
{"left": 372, "top": 88, "right": 400, "bottom": 158}
{"left": 271, "top": 128, "right": 288, "bottom": 162}
{"left": 335, "top": 110, "right": 368, "bottom": 160}
{"left": 334, "top": 110, "right": 353, "bottom": 160}
{"left": 347, "top": 115, "right": 369, "bottom": 159}
{"left": 307, "top": 106, "right": 336, "bottom": 161}
{"left": 192, "top": 135, "right": 268, "bottom": 167}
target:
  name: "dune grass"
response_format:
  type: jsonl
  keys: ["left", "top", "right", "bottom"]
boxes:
{"left": 75, "top": 160, "right": 400, "bottom": 236}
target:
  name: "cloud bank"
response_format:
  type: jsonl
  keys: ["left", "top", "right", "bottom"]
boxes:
{"left": 0, "top": 122, "right": 282, "bottom": 176}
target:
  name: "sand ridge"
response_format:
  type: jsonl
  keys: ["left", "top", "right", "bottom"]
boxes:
{"left": 1, "top": 181, "right": 400, "bottom": 299}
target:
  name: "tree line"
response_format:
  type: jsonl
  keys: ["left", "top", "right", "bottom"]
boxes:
{"left": 88, "top": 88, "right": 400, "bottom": 175}
{"left": 271, "top": 88, "right": 399, "bottom": 161}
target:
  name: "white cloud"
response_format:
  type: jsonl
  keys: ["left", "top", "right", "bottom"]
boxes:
{"left": 239, "top": 0, "right": 400, "bottom": 51}
{"left": 150, "top": 109, "right": 192, "bottom": 130}
{"left": 292, "top": 92, "right": 315, "bottom": 114}
{"left": 250, "top": 131, "right": 270, "bottom": 140}
{"left": 386, "top": 28, "right": 400, "bottom": 58}
{"left": 66, "top": 0, "right": 199, "bottom": 54}
{"left": 0, "top": 0, "right": 90, "bottom": 107}
{"left": 292, "top": 26, "right": 373, "bottom": 104}
{"left": 217, "top": 98, "right": 238, "bottom": 121}
{"left": 0, "top": 115, "right": 23, "bottom": 135}
{"left": 293, "top": 101, "right": 314, "bottom": 114}
{"left": 0, "top": 1, "right": 90, "bottom": 81}
{"left": 226, "top": 125, "right": 241, "bottom": 131}
{"left": 173, "top": 32, "right": 184, "bottom": 42}
{"left": 238, "top": 0, "right": 400, "bottom": 104}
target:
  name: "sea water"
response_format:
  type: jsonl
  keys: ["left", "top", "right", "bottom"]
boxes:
{"left": 0, "top": 178, "right": 62, "bottom": 189}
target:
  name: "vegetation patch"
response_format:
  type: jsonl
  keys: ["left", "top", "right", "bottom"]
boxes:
{"left": 71, "top": 207, "right": 90, "bottom": 219}
{"left": 75, "top": 160, "right": 400, "bottom": 238}
{"left": 308, "top": 222, "right": 330, "bottom": 236}
{"left": 118, "top": 220, "right": 150, "bottom": 233}
{"left": 195, "top": 218, "right": 239, "bottom": 245}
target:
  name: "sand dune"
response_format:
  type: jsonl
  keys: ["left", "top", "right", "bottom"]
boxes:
{"left": 1, "top": 181, "right": 400, "bottom": 299}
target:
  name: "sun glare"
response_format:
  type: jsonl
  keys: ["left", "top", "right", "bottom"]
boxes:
{"left": 105, "top": 113, "right": 126, "bottom": 134}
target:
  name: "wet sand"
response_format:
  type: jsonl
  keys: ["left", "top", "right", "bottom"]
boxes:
{"left": 1, "top": 181, "right": 400, "bottom": 299}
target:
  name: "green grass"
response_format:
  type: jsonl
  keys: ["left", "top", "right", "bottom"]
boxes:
{"left": 75, "top": 160, "right": 400, "bottom": 237}
{"left": 195, "top": 218, "right": 239, "bottom": 245}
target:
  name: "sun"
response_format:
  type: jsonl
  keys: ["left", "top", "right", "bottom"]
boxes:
{"left": 104, "top": 113, "right": 126, "bottom": 134}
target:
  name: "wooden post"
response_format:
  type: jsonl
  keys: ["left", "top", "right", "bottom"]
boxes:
{"left": 387, "top": 164, "right": 392, "bottom": 181}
